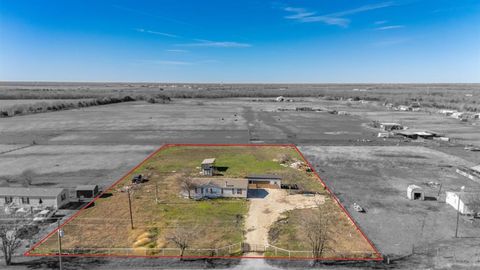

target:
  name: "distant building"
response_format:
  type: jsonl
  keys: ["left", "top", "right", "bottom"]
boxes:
{"left": 407, "top": 185, "right": 424, "bottom": 200}
{"left": 275, "top": 96, "right": 285, "bottom": 102}
{"left": 380, "top": 123, "right": 403, "bottom": 131}
{"left": 188, "top": 178, "right": 248, "bottom": 199}
{"left": 439, "top": 109, "right": 456, "bottom": 116}
{"left": 247, "top": 174, "right": 282, "bottom": 188}
{"left": 445, "top": 191, "right": 480, "bottom": 215}
{"left": 0, "top": 187, "right": 69, "bottom": 209}
{"left": 456, "top": 166, "right": 480, "bottom": 184}
{"left": 201, "top": 158, "right": 216, "bottom": 176}
{"left": 76, "top": 185, "right": 99, "bottom": 200}
{"left": 398, "top": 105, "right": 411, "bottom": 111}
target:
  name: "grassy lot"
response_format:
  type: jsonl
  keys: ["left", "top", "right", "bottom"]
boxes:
{"left": 30, "top": 145, "right": 325, "bottom": 256}
{"left": 267, "top": 200, "right": 379, "bottom": 259}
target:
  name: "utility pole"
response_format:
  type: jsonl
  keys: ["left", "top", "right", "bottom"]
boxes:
{"left": 57, "top": 220, "right": 63, "bottom": 270}
{"left": 127, "top": 188, "right": 134, "bottom": 230}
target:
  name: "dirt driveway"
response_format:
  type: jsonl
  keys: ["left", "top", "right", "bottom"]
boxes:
{"left": 244, "top": 189, "right": 324, "bottom": 250}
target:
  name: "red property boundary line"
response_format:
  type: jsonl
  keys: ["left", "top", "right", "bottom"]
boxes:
{"left": 24, "top": 143, "right": 382, "bottom": 261}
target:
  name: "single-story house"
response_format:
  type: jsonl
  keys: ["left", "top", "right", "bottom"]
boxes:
{"left": 395, "top": 130, "right": 436, "bottom": 140}
{"left": 446, "top": 191, "right": 480, "bottom": 215}
{"left": 0, "top": 187, "right": 69, "bottom": 209}
{"left": 247, "top": 174, "right": 282, "bottom": 188}
{"left": 407, "top": 185, "right": 425, "bottom": 200}
{"left": 380, "top": 123, "right": 403, "bottom": 131}
{"left": 439, "top": 109, "right": 456, "bottom": 116}
{"left": 76, "top": 185, "right": 99, "bottom": 200}
{"left": 201, "top": 158, "right": 216, "bottom": 176}
{"left": 188, "top": 178, "right": 248, "bottom": 198}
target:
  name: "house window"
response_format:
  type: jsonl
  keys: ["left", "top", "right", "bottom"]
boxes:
{"left": 237, "top": 189, "right": 242, "bottom": 195}
{"left": 21, "top": 197, "right": 30, "bottom": 204}
{"left": 5, "top": 197, "right": 13, "bottom": 204}
{"left": 61, "top": 194, "right": 66, "bottom": 201}
{"left": 195, "top": 187, "right": 198, "bottom": 194}
{"left": 231, "top": 188, "right": 234, "bottom": 194}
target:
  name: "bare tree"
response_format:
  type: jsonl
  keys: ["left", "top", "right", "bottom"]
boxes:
{"left": 180, "top": 178, "right": 196, "bottom": 199}
{"left": 0, "top": 222, "right": 22, "bottom": 266}
{"left": 303, "top": 204, "right": 330, "bottom": 261}
{"left": 166, "top": 224, "right": 199, "bottom": 259}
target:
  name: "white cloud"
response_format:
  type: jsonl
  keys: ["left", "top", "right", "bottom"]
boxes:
{"left": 283, "top": 2, "right": 395, "bottom": 27}
{"left": 177, "top": 39, "right": 252, "bottom": 48}
{"left": 375, "top": 25, "right": 405, "bottom": 30}
{"left": 374, "top": 20, "right": 388, "bottom": 25}
{"left": 135, "top": 28, "right": 179, "bottom": 38}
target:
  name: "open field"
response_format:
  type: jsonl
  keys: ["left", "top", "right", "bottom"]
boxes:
{"left": 27, "top": 145, "right": 378, "bottom": 260}
{"left": 0, "top": 83, "right": 478, "bottom": 269}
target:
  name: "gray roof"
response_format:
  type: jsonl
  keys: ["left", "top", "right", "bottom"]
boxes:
{"left": 247, "top": 174, "right": 282, "bottom": 180}
{"left": 189, "top": 178, "right": 248, "bottom": 189}
{"left": 0, "top": 187, "right": 67, "bottom": 198}
{"left": 75, "top": 185, "right": 98, "bottom": 191}
{"left": 201, "top": 158, "right": 216, "bottom": 165}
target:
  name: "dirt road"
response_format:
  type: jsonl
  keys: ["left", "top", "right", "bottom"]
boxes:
{"left": 244, "top": 189, "right": 324, "bottom": 250}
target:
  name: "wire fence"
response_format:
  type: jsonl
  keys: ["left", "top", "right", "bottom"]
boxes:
{"left": 52, "top": 242, "right": 243, "bottom": 257}
{"left": 265, "top": 244, "right": 376, "bottom": 259}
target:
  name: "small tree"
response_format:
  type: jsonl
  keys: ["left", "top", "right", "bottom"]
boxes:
{"left": 166, "top": 224, "right": 199, "bottom": 259}
{"left": 20, "top": 169, "right": 35, "bottom": 187}
{"left": 0, "top": 222, "right": 22, "bottom": 266}
{"left": 303, "top": 204, "right": 330, "bottom": 262}
{"left": 180, "top": 178, "right": 196, "bottom": 199}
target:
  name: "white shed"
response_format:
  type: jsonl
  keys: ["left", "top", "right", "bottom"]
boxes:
{"left": 445, "top": 191, "right": 479, "bottom": 215}
{"left": 407, "top": 185, "right": 425, "bottom": 200}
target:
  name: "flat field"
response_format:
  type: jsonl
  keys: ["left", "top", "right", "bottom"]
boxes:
{"left": 27, "top": 145, "right": 378, "bottom": 259}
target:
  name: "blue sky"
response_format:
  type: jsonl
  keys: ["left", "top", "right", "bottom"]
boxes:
{"left": 0, "top": 0, "right": 479, "bottom": 83}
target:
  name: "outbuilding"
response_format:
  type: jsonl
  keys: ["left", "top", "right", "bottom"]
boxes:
{"left": 407, "top": 185, "right": 425, "bottom": 200}
{"left": 0, "top": 187, "right": 69, "bottom": 209}
{"left": 247, "top": 174, "right": 282, "bottom": 188}
{"left": 201, "top": 158, "right": 216, "bottom": 176}
{"left": 76, "top": 185, "right": 99, "bottom": 200}
{"left": 446, "top": 191, "right": 480, "bottom": 215}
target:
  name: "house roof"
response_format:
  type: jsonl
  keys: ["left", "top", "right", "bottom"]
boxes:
{"left": 247, "top": 174, "right": 282, "bottom": 180}
{"left": 0, "top": 187, "right": 66, "bottom": 198}
{"left": 75, "top": 185, "right": 98, "bottom": 191}
{"left": 201, "top": 158, "right": 216, "bottom": 165}
{"left": 189, "top": 178, "right": 248, "bottom": 189}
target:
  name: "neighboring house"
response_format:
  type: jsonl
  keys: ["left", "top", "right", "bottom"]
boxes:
{"left": 76, "top": 185, "right": 99, "bottom": 200}
{"left": 398, "top": 105, "right": 410, "bottom": 111}
{"left": 0, "top": 187, "right": 69, "bottom": 209}
{"left": 247, "top": 174, "right": 282, "bottom": 188}
{"left": 188, "top": 178, "right": 248, "bottom": 199}
{"left": 446, "top": 191, "right": 480, "bottom": 216}
{"left": 201, "top": 158, "right": 216, "bottom": 176}
{"left": 380, "top": 123, "right": 403, "bottom": 131}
